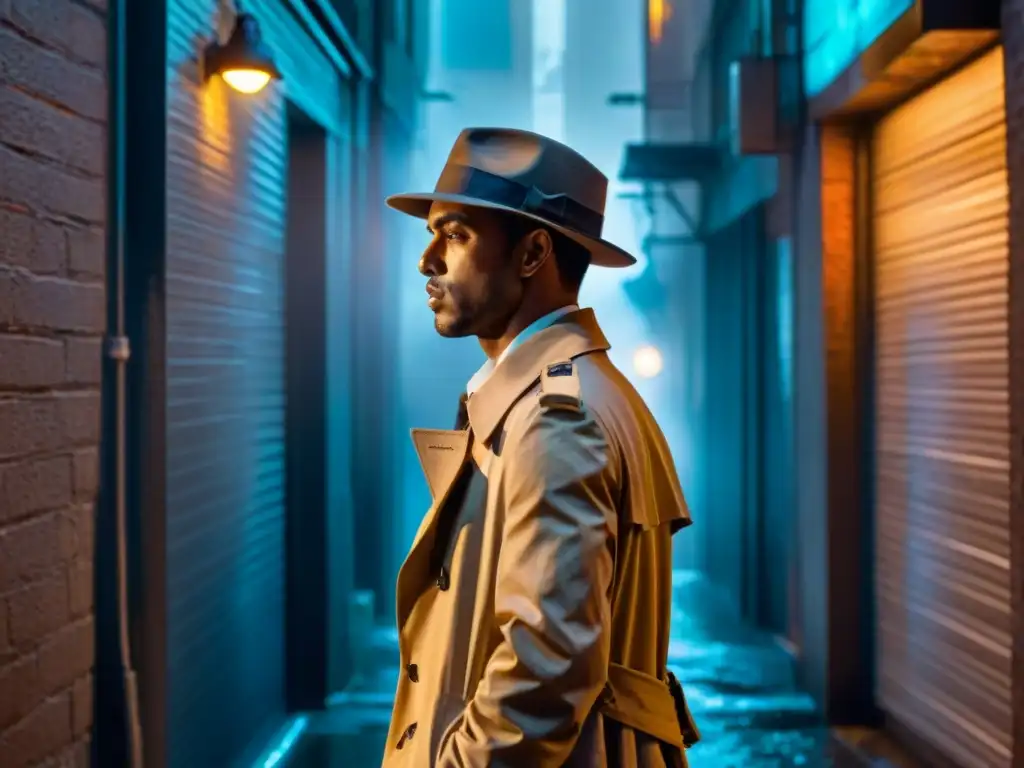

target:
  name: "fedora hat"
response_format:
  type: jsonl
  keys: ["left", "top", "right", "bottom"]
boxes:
{"left": 386, "top": 127, "right": 636, "bottom": 268}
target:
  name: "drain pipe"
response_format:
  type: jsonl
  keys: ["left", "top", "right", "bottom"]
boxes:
{"left": 107, "top": 0, "right": 144, "bottom": 763}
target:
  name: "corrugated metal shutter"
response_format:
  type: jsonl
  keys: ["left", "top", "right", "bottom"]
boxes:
{"left": 872, "top": 46, "right": 1011, "bottom": 768}
{"left": 164, "top": 2, "right": 342, "bottom": 765}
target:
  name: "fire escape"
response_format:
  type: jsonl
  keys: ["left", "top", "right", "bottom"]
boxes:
{"left": 614, "top": 0, "right": 798, "bottom": 252}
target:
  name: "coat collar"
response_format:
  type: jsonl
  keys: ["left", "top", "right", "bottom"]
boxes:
{"left": 466, "top": 308, "right": 611, "bottom": 446}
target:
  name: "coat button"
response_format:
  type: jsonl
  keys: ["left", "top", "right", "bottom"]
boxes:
{"left": 406, "top": 663, "right": 419, "bottom": 682}
{"left": 436, "top": 566, "right": 450, "bottom": 591}
{"left": 396, "top": 722, "right": 417, "bottom": 749}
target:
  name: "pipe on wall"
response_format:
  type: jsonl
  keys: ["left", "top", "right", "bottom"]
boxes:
{"left": 105, "top": 0, "right": 145, "bottom": 760}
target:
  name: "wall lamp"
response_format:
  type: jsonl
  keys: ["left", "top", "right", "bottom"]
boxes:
{"left": 203, "top": 3, "right": 282, "bottom": 94}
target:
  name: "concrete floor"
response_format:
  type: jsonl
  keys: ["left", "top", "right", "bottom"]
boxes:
{"left": 282, "top": 572, "right": 885, "bottom": 768}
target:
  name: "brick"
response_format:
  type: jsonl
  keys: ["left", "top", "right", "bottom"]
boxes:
{"left": 65, "top": 337, "right": 102, "bottom": 386}
{"left": 76, "top": 505, "right": 93, "bottom": 560}
{"left": 6, "top": 574, "right": 70, "bottom": 647}
{"left": 0, "top": 144, "right": 105, "bottom": 224}
{"left": 56, "top": 511, "right": 78, "bottom": 563}
{"left": 0, "top": 210, "right": 65, "bottom": 274}
{"left": 0, "top": 398, "right": 63, "bottom": 461}
{"left": 0, "top": 28, "right": 106, "bottom": 122}
{"left": 0, "top": 690, "right": 72, "bottom": 768}
{"left": 10, "top": 272, "right": 104, "bottom": 333}
{"left": 67, "top": 559, "right": 91, "bottom": 618}
{"left": 0, "top": 86, "right": 105, "bottom": 177}
{"left": 65, "top": 226, "right": 103, "bottom": 279}
{"left": 0, "top": 334, "right": 65, "bottom": 388}
{"left": 62, "top": 737, "right": 91, "bottom": 768}
{"left": 57, "top": 505, "right": 93, "bottom": 564}
{"left": 0, "top": 604, "right": 10, "bottom": 661}
{"left": 37, "top": 617, "right": 92, "bottom": 696}
{"left": 71, "top": 448, "right": 98, "bottom": 502}
{"left": 70, "top": 674, "right": 90, "bottom": 738}
{"left": 56, "top": 392, "right": 101, "bottom": 446}
{"left": 0, "top": 654, "right": 40, "bottom": 730}
{"left": 0, "top": 512, "right": 67, "bottom": 592}
{"left": 7, "top": 0, "right": 107, "bottom": 70}
{"left": 0, "top": 455, "right": 73, "bottom": 523}
{"left": 0, "top": 270, "right": 15, "bottom": 325}
{"left": 47, "top": 736, "right": 91, "bottom": 768}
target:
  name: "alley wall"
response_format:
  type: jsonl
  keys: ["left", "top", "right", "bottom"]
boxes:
{"left": 0, "top": 0, "right": 107, "bottom": 764}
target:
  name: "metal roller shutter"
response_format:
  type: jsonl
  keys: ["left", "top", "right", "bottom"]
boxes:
{"left": 872, "top": 47, "right": 1011, "bottom": 768}
{"left": 163, "top": 2, "right": 343, "bottom": 765}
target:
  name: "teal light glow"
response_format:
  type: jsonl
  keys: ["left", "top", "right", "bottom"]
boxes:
{"left": 442, "top": 0, "right": 513, "bottom": 70}
{"left": 803, "top": 0, "right": 914, "bottom": 95}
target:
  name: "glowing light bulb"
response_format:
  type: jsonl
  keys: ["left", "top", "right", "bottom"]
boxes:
{"left": 221, "top": 68, "right": 272, "bottom": 94}
{"left": 633, "top": 345, "right": 664, "bottom": 379}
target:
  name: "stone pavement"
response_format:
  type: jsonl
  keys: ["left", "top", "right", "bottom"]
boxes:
{"left": 283, "top": 572, "right": 876, "bottom": 768}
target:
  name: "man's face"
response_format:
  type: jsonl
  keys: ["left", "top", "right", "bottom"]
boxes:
{"left": 419, "top": 202, "right": 524, "bottom": 339}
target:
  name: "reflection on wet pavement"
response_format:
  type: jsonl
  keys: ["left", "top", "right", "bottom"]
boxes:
{"left": 285, "top": 572, "right": 840, "bottom": 767}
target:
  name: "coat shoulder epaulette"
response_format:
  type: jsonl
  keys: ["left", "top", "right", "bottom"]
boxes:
{"left": 538, "top": 360, "right": 582, "bottom": 412}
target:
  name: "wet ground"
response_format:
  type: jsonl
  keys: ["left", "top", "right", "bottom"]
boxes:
{"left": 282, "top": 572, "right": 892, "bottom": 768}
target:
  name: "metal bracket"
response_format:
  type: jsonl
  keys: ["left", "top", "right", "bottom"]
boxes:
{"left": 106, "top": 335, "right": 132, "bottom": 362}
{"left": 660, "top": 186, "right": 699, "bottom": 234}
{"left": 619, "top": 182, "right": 702, "bottom": 248}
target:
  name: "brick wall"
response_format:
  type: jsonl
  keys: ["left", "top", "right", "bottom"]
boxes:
{"left": 0, "top": 0, "right": 107, "bottom": 765}
{"left": 1001, "top": 0, "right": 1024, "bottom": 760}
{"left": 789, "top": 123, "right": 870, "bottom": 720}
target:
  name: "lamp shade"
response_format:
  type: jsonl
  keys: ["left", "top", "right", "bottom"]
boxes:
{"left": 204, "top": 13, "right": 281, "bottom": 94}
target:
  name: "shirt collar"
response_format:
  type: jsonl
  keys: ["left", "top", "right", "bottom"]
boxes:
{"left": 466, "top": 304, "right": 579, "bottom": 395}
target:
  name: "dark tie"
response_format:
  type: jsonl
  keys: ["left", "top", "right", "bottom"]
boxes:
{"left": 454, "top": 393, "right": 470, "bottom": 430}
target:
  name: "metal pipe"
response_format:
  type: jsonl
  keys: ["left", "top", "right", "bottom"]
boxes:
{"left": 107, "top": 0, "right": 144, "bottom": 762}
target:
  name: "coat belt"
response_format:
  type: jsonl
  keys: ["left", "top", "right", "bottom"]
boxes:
{"left": 597, "top": 663, "right": 698, "bottom": 749}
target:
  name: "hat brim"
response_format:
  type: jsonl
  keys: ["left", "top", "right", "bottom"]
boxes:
{"left": 385, "top": 191, "right": 637, "bottom": 268}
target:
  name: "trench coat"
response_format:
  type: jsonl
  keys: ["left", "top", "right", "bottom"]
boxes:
{"left": 383, "top": 308, "right": 693, "bottom": 768}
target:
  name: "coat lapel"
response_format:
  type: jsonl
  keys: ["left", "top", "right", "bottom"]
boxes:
{"left": 411, "top": 428, "right": 470, "bottom": 503}
{"left": 397, "top": 428, "right": 471, "bottom": 627}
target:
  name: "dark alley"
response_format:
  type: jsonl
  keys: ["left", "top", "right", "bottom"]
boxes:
{"left": 1, "top": 0, "right": 1022, "bottom": 767}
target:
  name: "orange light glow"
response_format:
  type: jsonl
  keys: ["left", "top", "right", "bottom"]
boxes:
{"left": 649, "top": 0, "right": 673, "bottom": 45}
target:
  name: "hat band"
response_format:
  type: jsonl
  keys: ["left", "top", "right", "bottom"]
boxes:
{"left": 445, "top": 165, "right": 604, "bottom": 238}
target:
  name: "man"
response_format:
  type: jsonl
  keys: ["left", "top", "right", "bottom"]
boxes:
{"left": 382, "top": 128, "right": 697, "bottom": 768}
